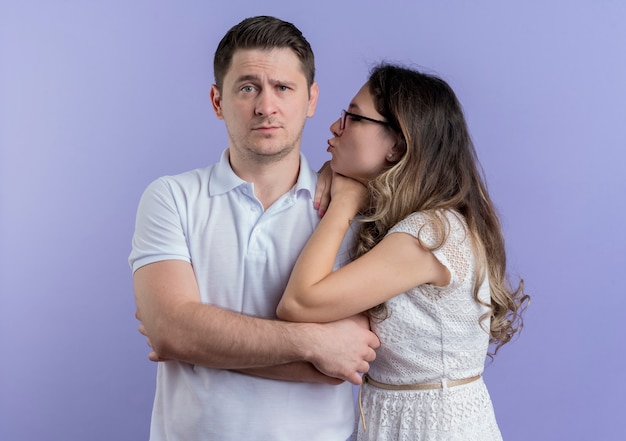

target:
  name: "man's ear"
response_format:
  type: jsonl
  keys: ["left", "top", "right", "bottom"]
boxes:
{"left": 307, "top": 82, "right": 319, "bottom": 118}
{"left": 210, "top": 84, "right": 224, "bottom": 120}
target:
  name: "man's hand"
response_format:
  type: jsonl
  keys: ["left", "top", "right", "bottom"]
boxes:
{"left": 314, "top": 161, "right": 332, "bottom": 216}
{"left": 329, "top": 172, "right": 368, "bottom": 214}
{"left": 305, "top": 314, "right": 379, "bottom": 385}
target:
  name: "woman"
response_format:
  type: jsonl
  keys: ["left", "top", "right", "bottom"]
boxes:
{"left": 277, "top": 64, "right": 529, "bottom": 440}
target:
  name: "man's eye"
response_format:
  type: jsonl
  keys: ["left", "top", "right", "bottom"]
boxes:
{"left": 277, "top": 85, "right": 289, "bottom": 92}
{"left": 241, "top": 86, "right": 255, "bottom": 93}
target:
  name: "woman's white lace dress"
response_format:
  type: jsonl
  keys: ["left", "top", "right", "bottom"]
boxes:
{"left": 351, "top": 211, "right": 503, "bottom": 441}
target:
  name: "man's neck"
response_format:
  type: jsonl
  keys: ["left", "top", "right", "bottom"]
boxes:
{"left": 229, "top": 150, "right": 301, "bottom": 209}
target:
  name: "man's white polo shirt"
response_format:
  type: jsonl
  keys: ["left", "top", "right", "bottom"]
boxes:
{"left": 129, "top": 149, "right": 355, "bottom": 441}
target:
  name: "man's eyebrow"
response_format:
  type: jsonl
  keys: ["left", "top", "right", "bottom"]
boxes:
{"left": 272, "top": 79, "right": 298, "bottom": 88}
{"left": 235, "top": 74, "right": 261, "bottom": 83}
{"left": 235, "top": 75, "right": 297, "bottom": 87}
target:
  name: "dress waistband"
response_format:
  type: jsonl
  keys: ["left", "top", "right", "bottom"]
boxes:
{"left": 358, "top": 374, "right": 481, "bottom": 432}
{"left": 363, "top": 374, "right": 481, "bottom": 391}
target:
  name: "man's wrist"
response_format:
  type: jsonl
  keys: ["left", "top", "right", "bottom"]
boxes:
{"left": 283, "top": 322, "right": 319, "bottom": 364}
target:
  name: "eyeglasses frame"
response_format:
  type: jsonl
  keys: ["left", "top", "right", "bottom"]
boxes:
{"left": 340, "top": 109, "right": 389, "bottom": 131}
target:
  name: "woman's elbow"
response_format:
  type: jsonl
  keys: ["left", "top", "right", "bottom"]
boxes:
{"left": 276, "top": 298, "right": 309, "bottom": 322}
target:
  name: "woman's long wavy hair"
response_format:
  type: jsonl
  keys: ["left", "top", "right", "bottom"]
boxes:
{"left": 355, "top": 63, "right": 529, "bottom": 355}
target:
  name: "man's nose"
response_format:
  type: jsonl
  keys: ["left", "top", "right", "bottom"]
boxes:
{"left": 255, "top": 90, "right": 277, "bottom": 116}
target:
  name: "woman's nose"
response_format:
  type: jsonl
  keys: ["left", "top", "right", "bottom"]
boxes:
{"left": 330, "top": 117, "right": 343, "bottom": 136}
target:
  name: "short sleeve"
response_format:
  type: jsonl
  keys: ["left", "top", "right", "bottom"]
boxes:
{"left": 388, "top": 211, "right": 472, "bottom": 292}
{"left": 388, "top": 212, "right": 442, "bottom": 248}
{"left": 128, "top": 177, "right": 191, "bottom": 273}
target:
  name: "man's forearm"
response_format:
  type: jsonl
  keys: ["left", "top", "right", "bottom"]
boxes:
{"left": 144, "top": 303, "right": 345, "bottom": 384}
{"left": 140, "top": 301, "right": 377, "bottom": 385}
{"left": 135, "top": 260, "right": 314, "bottom": 369}
{"left": 234, "top": 362, "right": 344, "bottom": 385}
{"left": 146, "top": 301, "right": 312, "bottom": 369}
{"left": 135, "top": 260, "right": 379, "bottom": 385}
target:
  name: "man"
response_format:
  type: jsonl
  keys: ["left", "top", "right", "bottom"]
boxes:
{"left": 129, "top": 16, "right": 380, "bottom": 440}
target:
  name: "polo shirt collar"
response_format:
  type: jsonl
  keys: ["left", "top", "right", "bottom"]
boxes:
{"left": 209, "top": 148, "right": 316, "bottom": 199}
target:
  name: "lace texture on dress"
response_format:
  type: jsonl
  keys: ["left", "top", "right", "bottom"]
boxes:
{"left": 353, "top": 210, "right": 501, "bottom": 441}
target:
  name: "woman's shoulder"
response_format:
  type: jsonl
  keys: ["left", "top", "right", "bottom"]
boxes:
{"left": 390, "top": 209, "right": 465, "bottom": 231}
{"left": 388, "top": 210, "right": 468, "bottom": 245}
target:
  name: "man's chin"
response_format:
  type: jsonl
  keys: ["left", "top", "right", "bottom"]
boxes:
{"left": 248, "top": 145, "right": 297, "bottom": 163}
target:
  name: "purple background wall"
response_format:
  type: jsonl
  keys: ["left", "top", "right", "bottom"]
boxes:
{"left": 1, "top": 1, "right": 624, "bottom": 439}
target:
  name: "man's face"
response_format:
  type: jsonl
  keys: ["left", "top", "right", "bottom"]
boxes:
{"left": 211, "top": 48, "right": 318, "bottom": 164}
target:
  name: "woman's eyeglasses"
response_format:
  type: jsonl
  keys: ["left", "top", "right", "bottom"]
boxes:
{"left": 340, "top": 109, "right": 389, "bottom": 131}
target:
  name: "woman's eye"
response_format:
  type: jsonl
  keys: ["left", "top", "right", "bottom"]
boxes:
{"left": 349, "top": 115, "right": 363, "bottom": 122}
